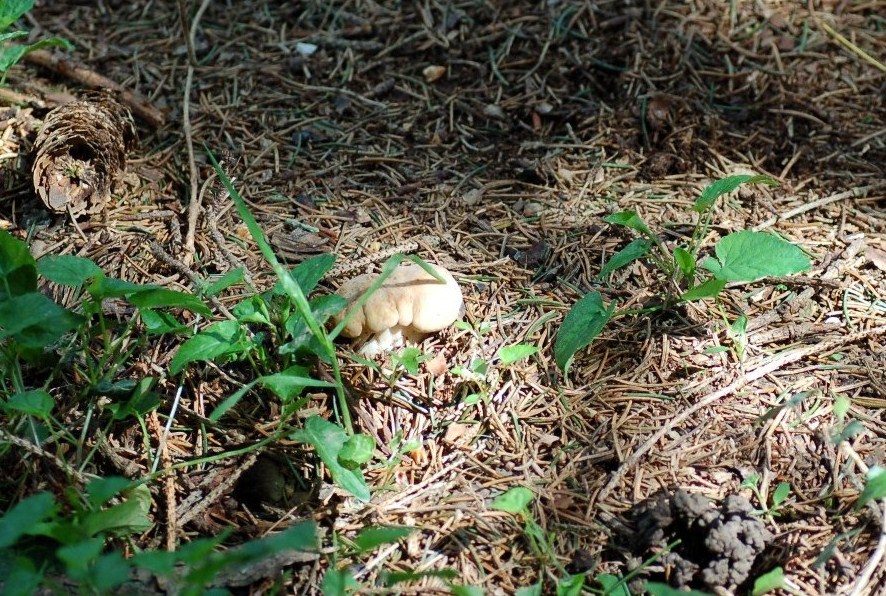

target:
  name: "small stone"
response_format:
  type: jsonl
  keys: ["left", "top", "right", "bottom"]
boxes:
{"left": 483, "top": 104, "right": 506, "bottom": 120}
{"left": 422, "top": 65, "right": 447, "bottom": 83}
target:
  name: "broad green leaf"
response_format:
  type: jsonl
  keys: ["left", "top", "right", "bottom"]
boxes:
{"left": 338, "top": 434, "right": 376, "bottom": 469}
{"left": 0, "top": 491, "right": 56, "bottom": 548}
{"left": 352, "top": 526, "right": 413, "bottom": 554}
{"left": 205, "top": 268, "right": 245, "bottom": 296}
{"left": 5, "top": 389, "right": 53, "bottom": 419}
{"left": 751, "top": 567, "right": 785, "bottom": 596}
{"left": 87, "top": 276, "right": 154, "bottom": 299}
{"left": 140, "top": 308, "right": 190, "bottom": 335}
{"left": 258, "top": 366, "right": 336, "bottom": 400}
{"left": 85, "top": 477, "right": 131, "bottom": 507}
{"left": 515, "top": 583, "right": 543, "bottom": 596}
{"left": 274, "top": 253, "right": 336, "bottom": 296}
{"left": 604, "top": 211, "right": 654, "bottom": 238}
{"left": 0, "top": 292, "right": 84, "bottom": 348}
{"left": 556, "top": 574, "right": 586, "bottom": 596}
{"left": 169, "top": 319, "right": 246, "bottom": 375}
{"left": 491, "top": 486, "right": 534, "bottom": 515}
{"left": 496, "top": 344, "right": 538, "bottom": 365}
{"left": 834, "top": 394, "right": 850, "bottom": 421}
{"left": 322, "top": 567, "right": 361, "bottom": 595}
{"left": 680, "top": 277, "right": 726, "bottom": 302}
{"left": 554, "top": 291, "right": 616, "bottom": 373}
{"left": 127, "top": 288, "right": 211, "bottom": 316}
{"left": 450, "top": 586, "right": 484, "bottom": 596}
{"left": 232, "top": 294, "right": 272, "bottom": 325}
{"left": 673, "top": 246, "right": 695, "bottom": 279}
{"left": 88, "top": 551, "right": 130, "bottom": 591}
{"left": 0, "top": 229, "right": 37, "bottom": 299}
{"left": 646, "top": 582, "right": 714, "bottom": 596}
{"left": 596, "top": 574, "right": 630, "bottom": 596}
{"left": 1, "top": 557, "right": 42, "bottom": 596}
{"left": 599, "top": 238, "right": 652, "bottom": 280}
{"left": 82, "top": 484, "right": 152, "bottom": 537}
{"left": 693, "top": 174, "right": 777, "bottom": 213}
{"left": 0, "top": 37, "right": 72, "bottom": 73}
{"left": 56, "top": 537, "right": 103, "bottom": 574}
{"left": 771, "top": 481, "right": 790, "bottom": 508}
{"left": 0, "top": 0, "right": 32, "bottom": 31}
{"left": 290, "top": 416, "right": 370, "bottom": 502}
{"left": 37, "top": 255, "right": 102, "bottom": 286}
{"left": 855, "top": 466, "right": 886, "bottom": 510}
{"left": 703, "top": 231, "right": 809, "bottom": 282}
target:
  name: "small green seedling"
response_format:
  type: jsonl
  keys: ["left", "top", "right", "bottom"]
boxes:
{"left": 740, "top": 474, "right": 791, "bottom": 517}
{"left": 555, "top": 175, "right": 810, "bottom": 372}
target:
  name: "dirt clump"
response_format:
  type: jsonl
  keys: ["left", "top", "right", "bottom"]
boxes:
{"left": 626, "top": 489, "right": 773, "bottom": 593}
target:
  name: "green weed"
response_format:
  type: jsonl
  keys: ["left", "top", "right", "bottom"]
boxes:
{"left": 555, "top": 175, "right": 810, "bottom": 372}
{"left": 0, "top": 0, "right": 71, "bottom": 83}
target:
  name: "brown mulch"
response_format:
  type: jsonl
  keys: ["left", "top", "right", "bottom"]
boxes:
{"left": 2, "top": 0, "right": 886, "bottom": 593}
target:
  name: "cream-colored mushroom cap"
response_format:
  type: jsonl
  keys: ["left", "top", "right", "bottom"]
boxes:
{"left": 334, "top": 263, "right": 463, "bottom": 341}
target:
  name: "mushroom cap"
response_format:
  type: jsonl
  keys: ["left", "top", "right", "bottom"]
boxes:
{"left": 334, "top": 263, "right": 463, "bottom": 339}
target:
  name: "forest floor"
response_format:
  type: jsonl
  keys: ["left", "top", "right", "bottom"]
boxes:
{"left": 2, "top": 1, "right": 886, "bottom": 594}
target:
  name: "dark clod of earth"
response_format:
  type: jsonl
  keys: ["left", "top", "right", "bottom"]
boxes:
{"left": 626, "top": 489, "right": 773, "bottom": 593}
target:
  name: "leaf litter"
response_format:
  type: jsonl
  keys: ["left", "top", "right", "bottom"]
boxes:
{"left": 0, "top": 0, "right": 885, "bottom": 593}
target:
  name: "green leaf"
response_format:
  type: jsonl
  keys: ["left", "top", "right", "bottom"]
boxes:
{"left": 771, "top": 481, "right": 790, "bottom": 508}
{"left": 703, "top": 231, "right": 809, "bottom": 282}
{"left": 1, "top": 556, "right": 43, "bottom": 596}
{"left": 646, "top": 582, "right": 714, "bottom": 596}
{"left": 338, "top": 434, "right": 376, "bottom": 469}
{"left": 0, "top": 230, "right": 37, "bottom": 300}
{"left": 205, "top": 268, "right": 245, "bottom": 296}
{"left": 831, "top": 419, "right": 864, "bottom": 444}
{"left": 596, "top": 574, "right": 630, "bottom": 596}
{"left": 554, "top": 292, "right": 615, "bottom": 373}
{"left": 87, "top": 276, "right": 154, "bottom": 299}
{"left": 290, "top": 416, "right": 370, "bottom": 502}
{"left": 37, "top": 255, "right": 102, "bottom": 287}
{"left": 393, "top": 346, "right": 424, "bottom": 375}
{"left": 258, "top": 366, "right": 336, "bottom": 401}
{"left": 57, "top": 537, "right": 103, "bottom": 575}
{"left": 5, "top": 389, "right": 53, "bottom": 418}
{"left": 604, "top": 211, "right": 654, "bottom": 238}
{"left": 599, "top": 238, "right": 652, "bottom": 280}
{"left": 496, "top": 344, "right": 539, "bottom": 365}
{"left": 673, "top": 246, "right": 695, "bottom": 279}
{"left": 0, "top": 491, "right": 56, "bottom": 548}
{"left": 680, "top": 277, "right": 726, "bottom": 302}
{"left": 693, "top": 174, "right": 777, "bottom": 213}
{"left": 556, "top": 573, "right": 586, "bottom": 596}
{"left": 169, "top": 319, "right": 246, "bottom": 375}
{"left": 82, "top": 484, "right": 152, "bottom": 537}
{"left": 232, "top": 294, "right": 272, "bottom": 326}
{"left": 751, "top": 567, "right": 785, "bottom": 596}
{"left": 0, "top": 37, "right": 72, "bottom": 73}
{"left": 321, "top": 567, "right": 361, "bottom": 595}
{"left": 450, "top": 586, "right": 484, "bottom": 596}
{"left": 352, "top": 526, "right": 413, "bottom": 554}
{"left": 0, "top": 292, "right": 84, "bottom": 348}
{"left": 140, "top": 308, "right": 190, "bottom": 335}
{"left": 127, "top": 288, "right": 211, "bottom": 316}
{"left": 491, "top": 486, "right": 534, "bottom": 515}
{"left": 88, "top": 551, "right": 131, "bottom": 591}
{"left": 833, "top": 394, "right": 850, "bottom": 421}
{"left": 855, "top": 466, "right": 886, "bottom": 510}
{"left": 0, "top": 0, "right": 33, "bottom": 31}
{"left": 275, "top": 253, "right": 336, "bottom": 296}
{"left": 85, "top": 477, "right": 131, "bottom": 508}
{"left": 515, "top": 583, "right": 543, "bottom": 596}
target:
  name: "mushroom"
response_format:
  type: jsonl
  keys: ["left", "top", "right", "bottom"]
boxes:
{"left": 332, "top": 262, "right": 464, "bottom": 357}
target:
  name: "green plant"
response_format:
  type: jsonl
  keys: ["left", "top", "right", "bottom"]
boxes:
{"left": 0, "top": 0, "right": 71, "bottom": 83}
{"left": 740, "top": 474, "right": 791, "bottom": 518}
{"left": 491, "top": 486, "right": 586, "bottom": 595}
{"left": 555, "top": 175, "right": 810, "bottom": 372}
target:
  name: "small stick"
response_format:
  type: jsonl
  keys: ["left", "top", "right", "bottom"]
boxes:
{"left": 595, "top": 324, "right": 886, "bottom": 504}
{"left": 23, "top": 50, "right": 165, "bottom": 127}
